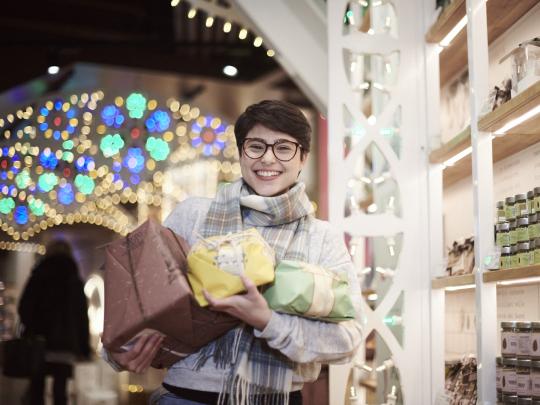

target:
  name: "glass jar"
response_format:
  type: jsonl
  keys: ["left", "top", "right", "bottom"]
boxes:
{"left": 532, "top": 360, "right": 540, "bottom": 399}
{"left": 501, "top": 246, "right": 512, "bottom": 270}
{"left": 512, "top": 244, "right": 520, "bottom": 268}
{"left": 503, "top": 322, "right": 519, "bottom": 357}
{"left": 529, "top": 191, "right": 536, "bottom": 215}
{"left": 518, "top": 218, "right": 530, "bottom": 243}
{"left": 531, "top": 323, "right": 540, "bottom": 360}
{"left": 517, "top": 358, "right": 532, "bottom": 397}
{"left": 535, "top": 187, "right": 540, "bottom": 214}
{"left": 517, "top": 193, "right": 529, "bottom": 217}
{"left": 499, "top": 356, "right": 505, "bottom": 392}
{"left": 498, "top": 222, "right": 511, "bottom": 247}
{"left": 518, "top": 322, "right": 533, "bottom": 358}
{"left": 518, "top": 242, "right": 531, "bottom": 267}
{"left": 503, "top": 357, "right": 518, "bottom": 394}
{"left": 507, "top": 196, "right": 517, "bottom": 221}
{"left": 499, "top": 200, "right": 509, "bottom": 222}
{"left": 530, "top": 214, "right": 539, "bottom": 240}
{"left": 512, "top": 220, "right": 519, "bottom": 245}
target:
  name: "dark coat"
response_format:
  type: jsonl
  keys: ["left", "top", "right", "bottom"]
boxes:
{"left": 18, "top": 254, "right": 90, "bottom": 358}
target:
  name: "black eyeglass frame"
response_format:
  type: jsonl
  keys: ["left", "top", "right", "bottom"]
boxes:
{"left": 241, "top": 138, "right": 303, "bottom": 162}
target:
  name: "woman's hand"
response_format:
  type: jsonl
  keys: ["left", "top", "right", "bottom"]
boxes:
{"left": 203, "top": 275, "right": 272, "bottom": 331}
{"left": 108, "top": 333, "right": 164, "bottom": 373}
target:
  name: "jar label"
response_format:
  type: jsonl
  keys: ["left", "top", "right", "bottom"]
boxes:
{"left": 517, "top": 202, "right": 528, "bottom": 216}
{"left": 517, "top": 374, "right": 532, "bottom": 395}
{"left": 507, "top": 206, "right": 516, "bottom": 219}
{"left": 511, "top": 230, "right": 518, "bottom": 245}
{"left": 517, "top": 227, "right": 529, "bottom": 242}
{"left": 502, "top": 332, "right": 519, "bottom": 355}
{"left": 535, "top": 250, "right": 540, "bottom": 265}
{"left": 531, "top": 333, "right": 540, "bottom": 356}
{"left": 519, "top": 334, "right": 531, "bottom": 356}
{"left": 519, "top": 251, "right": 531, "bottom": 267}
{"left": 529, "top": 200, "right": 535, "bottom": 214}
{"left": 535, "top": 223, "right": 540, "bottom": 238}
{"left": 530, "top": 224, "right": 537, "bottom": 240}
{"left": 535, "top": 196, "right": 540, "bottom": 212}
{"left": 512, "top": 254, "right": 520, "bottom": 268}
{"left": 503, "top": 370, "right": 518, "bottom": 393}
{"left": 533, "top": 374, "right": 540, "bottom": 395}
{"left": 501, "top": 256, "right": 511, "bottom": 270}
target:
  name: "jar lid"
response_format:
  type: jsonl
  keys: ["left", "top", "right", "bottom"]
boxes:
{"left": 535, "top": 186, "right": 540, "bottom": 195}
{"left": 500, "top": 221, "right": 510, "bottom": 231}
{"left": 502, "top": 246, "right": 511, "bottom": 254}
{"left": 518, "top": 398, "right": 532, "bottom": 405}
{"left": 518, "top": 241, "right": 530, "bottom": 251}
{"left": 532, "top": 360, "right": 540, "bottom": 368}
{"left": 529, "top": 190, "right": 535, "bottom": 198}
{"left": 497, "top": 356, "right": 503, "bottom": 365}
{"left": 511, "top": 219, "right": 517, "bottom": 228}
{"left": 517, "top": 321, "right": 532, "bottom": 329}
{"left": 518, "top": 358, "right": 532, "bottom": 367}
{"left": 532, "top": 239, "right": 537, "bottom": 249}
{"left": 503, "top": 394, "right": 517, "bottom": 404}
{"left": 516, "top": 193, "right": 527, "bottom": 201}
{"left": 507, "top": 196, "right": 516, "bottom": 204}
{"left": 536, "top": 237, "right": 540, "bottom": 246}
{"left": 531, "top": 321, "right": 540, "bottom": 329}
{"left": 497, "top": 200, "right": 505, "bottom": 208}
{"left": 518, "top": 217, "right": 529, "bottom": 226}
{"left": 530, "top": 213, "right": 538, "bottom": 223}
{"left": 511, "top": 244, "right": 518, "bottom": 253}
{"left": 502, "top": 321, "right": 518, "bottom": 328}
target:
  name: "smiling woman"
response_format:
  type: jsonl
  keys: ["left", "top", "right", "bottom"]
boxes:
{"left": 102, "top": 100, "right": 362, "bottom": 405}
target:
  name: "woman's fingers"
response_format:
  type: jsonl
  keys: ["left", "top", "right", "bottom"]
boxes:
{"left": 130, "top": 334, "right": 163, "bottom": 373}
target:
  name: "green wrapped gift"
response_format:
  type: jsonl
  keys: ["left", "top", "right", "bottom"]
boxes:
{"left": 263, "top": 260, "right": 356, "bottom": 322}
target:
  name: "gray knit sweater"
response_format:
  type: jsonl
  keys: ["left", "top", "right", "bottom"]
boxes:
{"left": 160, "top": 197, "right": 363, "bottom": 392}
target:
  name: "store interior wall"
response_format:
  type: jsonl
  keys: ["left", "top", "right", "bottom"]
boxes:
{"left": 440, "top": 3, "right": 540, "bottom": 362}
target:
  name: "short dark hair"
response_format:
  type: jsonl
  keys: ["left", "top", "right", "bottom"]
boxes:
{"left": 234, "top": 100, "right": 311, "bottom": 156}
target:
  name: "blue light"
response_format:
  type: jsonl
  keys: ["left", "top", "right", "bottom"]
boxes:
{"left": 113, "top": 173, "right": 120, "bottom": 182}
{"left": 40, "top": 107, "right": 49, "bottom": 116}
{"left": 101, "top": 105, "right": 125, "bottom": 128}
{"left": 53, "top": 130, "right": 61, "bottom": 140}
{"left": 14, "top": 206, "right": 28, "bottom": 225}
{"left": 130, "top": 174, "right": 140, "bottom": 185}
{"left": 66, "top": 108, "right": 76, "bottom": 119}
{"left": 58, "top": 183, "right": 74, "bottom": 205}
{"left": 75, "top": 156, "right": 95, "bottom": 172}
{"left": 112, "top": 161, "right": 122, "bottom": 172}
{"left": 0, "top": 173, "right": 6, "bottom": 180}
{"left": 54, "top": 100, "right": 63, "bottom": 111}
{"left": 122, "top": 148, "right": 145, "bottom": 174}
{"left": 145, "top": 110, "right": 171, "bottom": 132}
{"left": 39, "top": 123, "right": 48, "bottom": 131}
{"left": 191, "top": 123, "right": 202, "bottom": 134}
{"left": 192, "top": 138, "right": 202, "bottom": 147}
{"left": 203, "top": 144, "right": 213, "bottom": 156}
{"left": 39, "top": 151, "right": 58, "bottom": 170}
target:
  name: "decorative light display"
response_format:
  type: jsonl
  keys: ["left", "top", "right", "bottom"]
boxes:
{"left": 145, "top": 110, "right": 171, "bottom": 132}
{"left": 0, "top": 91, "right": 238, "bottom": 249}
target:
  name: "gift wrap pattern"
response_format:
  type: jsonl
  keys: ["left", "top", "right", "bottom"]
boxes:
{"left": 187, "top": 228, "right": 275, "bottom": 306}
{"left": 263, "top": 260, "right": 355, "bottom": 322}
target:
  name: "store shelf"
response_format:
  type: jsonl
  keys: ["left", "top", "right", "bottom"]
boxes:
{"left": 432, "top": 273, "right": 475, "bottom": 289}
{"left": 426, "top": 0, "right": 540, "bottom": 86}
{"left": 483, "top": 265, "right": 540, "bottom": 283}
{"left": 430, "top": 81, "right": 540, "bottom": 187}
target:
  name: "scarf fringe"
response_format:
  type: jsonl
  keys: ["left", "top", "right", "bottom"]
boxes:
{"left": 217, "top": 374, "right": 291, "bottom": 405}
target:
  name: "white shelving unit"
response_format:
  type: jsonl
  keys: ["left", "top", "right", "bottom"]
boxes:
{"left": 426, "top": 0, "right": 540, "bottom": 402}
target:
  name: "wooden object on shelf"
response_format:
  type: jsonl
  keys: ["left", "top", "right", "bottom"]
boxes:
{"left": 478, "top": 80, "right": 540, "bottom": 135}
{"left": 430, "top": 80, "right": 540, "bottom": 187}
{"left": 431, "top": 273, "right": 475, "bottom": 289}
{"left": 427, "top": 0, "right": 540, "bottom": 86}
{"left": 483, "top": 265, "right": 540, "bottom": 283}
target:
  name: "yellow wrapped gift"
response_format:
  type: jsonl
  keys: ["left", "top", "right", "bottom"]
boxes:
{"left": 187, "top": 228, "right": 275, "bottom": 306}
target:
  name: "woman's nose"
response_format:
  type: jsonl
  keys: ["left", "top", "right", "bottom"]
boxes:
{"left": 260, "top": 146, "right": 276, "bottom": 163}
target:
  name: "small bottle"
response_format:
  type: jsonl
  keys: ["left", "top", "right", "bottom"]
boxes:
{"left": 498, "top": 222, "right": 511, "bottom": 247}
{"left": 503, "top": 357, "right": 518, "bottom": 395}
{"left": 517, "top": 322, "right": 533, "bottom": 358}
{"left": 529, "top": 191, "right": 536, "bottom": 215}
{"left": 501, "top": 246, "right": 512, "bottom": 270}
{"left": 511, "top": 244, "right": 520, "bottom": 268}
{"left": 499, "top": 200, "right": 508, "bottom": 222}
{"left": 530, "top": 214, "right": 539, "bottom": 240}
{"left": 532, "top": 359, "right": 540, "bottom": 399}
{"left": 507, "top": 196, "right": 517, "bottom": 221}
{"left": 535, "top": 187, "right": 540, "bottom": 213}
{"left": 518, "top": 242, "right": 531, "bottom": 267}
{"left": 503, "top": 322, "right": 519, "bottom": 357}
{"left": 498, "top": 356, "right": 504, "bottom": 393}
{"left": 517, "top": 193, "right": 529, "bottom": 217}
{"left": 518, "top": 218, "right": 530, "bottom": 244}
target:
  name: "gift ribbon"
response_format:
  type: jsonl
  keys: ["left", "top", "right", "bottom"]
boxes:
{"left": 126, "top": 231, "right": 147, "bottom": 322}
{"left": 303, "top": 264, "right": 336, "bottom": 318}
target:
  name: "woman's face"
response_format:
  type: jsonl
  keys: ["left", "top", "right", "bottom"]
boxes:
{"left": 240, "top": 124, "right": 307, "bottom": 197}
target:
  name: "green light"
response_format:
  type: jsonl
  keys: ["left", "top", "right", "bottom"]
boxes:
{"left": 346, "top": 10, "right": 354, "bottom": 18}
{"left": 145, "top": 137, "right": 170, "bottom": 161}
{"left": 63, "top": 140, "right": 74, "bottom": 150}
{"left": 100, "top": 134, "right": 125, "bottom": 157}
{"left": 38, "top": 173, "right": 58, "bottom": 192}
{"left": 29, "top": 198, "right": 45, "bottom": 216}
{"left": 126, "top": 93, "right": 147, "bottom": 119}
{"left": 75, "top": 174, "right": 95, "bottom": 195}
{"left": 62, "top": 151, "right": 74, "bottom": 162}
{"left": 0, "top": 197, "right": 15, "bottom": 214}
{"left": 15, "top": 170, "right": 32, "bottom": 189}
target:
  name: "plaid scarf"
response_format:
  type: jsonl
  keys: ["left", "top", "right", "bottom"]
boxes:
{"left": 196, "top": 179, "right": 314, "bottom": 405}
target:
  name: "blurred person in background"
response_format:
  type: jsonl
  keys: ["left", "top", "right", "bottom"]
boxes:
{"left": 18, "top": 239, "right": 90, "bottom": 405}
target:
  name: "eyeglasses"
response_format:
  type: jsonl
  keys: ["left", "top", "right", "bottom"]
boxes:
{"left": 242, "top": 138, "right": 302, "bottom": 162}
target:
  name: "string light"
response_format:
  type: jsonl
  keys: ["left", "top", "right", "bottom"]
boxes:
{"left": 187, "top": 8, "right": 197, "bottom": 19}
{"left": 205, "top": 16, "right": 214, "bottom": 28}
{"left": 223, "top": 21, "right": 232, "bottom": 33}
{"left": 238, "top": 28, "right": 248, "bottom": 40}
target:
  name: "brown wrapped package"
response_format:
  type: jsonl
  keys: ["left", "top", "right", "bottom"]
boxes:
{"left": 101, "top": 219, "right": 238, "bottom": 369}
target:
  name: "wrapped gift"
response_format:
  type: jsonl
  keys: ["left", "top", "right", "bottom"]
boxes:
{"left": 102, "top": 219, "right": 238, "bottom": 369}
{"left": 187, "top": 228, "right": 275, "bottom": 306}
{"left": 263, "top": 260, "right": 356, "bottom": 322}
